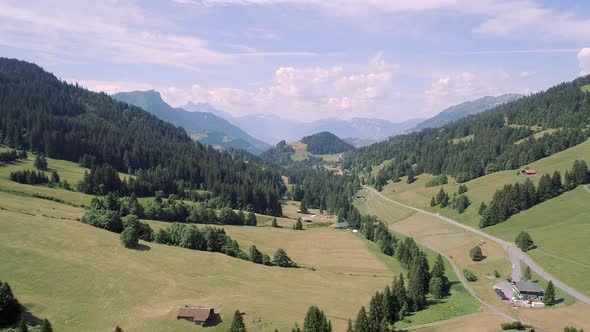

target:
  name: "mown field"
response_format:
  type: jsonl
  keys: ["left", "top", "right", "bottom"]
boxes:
{"left": 375, "top": 138, "right": 590, "bottom": 297}
{"left": 0, "top": 153, "right": 481, "bottom": 331}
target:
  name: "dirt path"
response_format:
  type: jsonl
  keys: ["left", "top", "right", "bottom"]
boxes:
{"left": 365, "top": 185, "right": 590, "bottom": 306}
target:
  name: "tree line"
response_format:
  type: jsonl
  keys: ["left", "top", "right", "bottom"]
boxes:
{"left": 345, "top": 74, "right": 590, "bottom": 184}
{"left": 0, "top": 58, "right": 285, "bottom": 216}
{"left": 0, "top": 149, "right": 26, "bottom": 163}
{"left": 480, "top": 160, "right": 589, "bottom": 228}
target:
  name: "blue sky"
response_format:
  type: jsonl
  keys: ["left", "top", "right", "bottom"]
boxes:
{"left": 1, "top": 0, "right": 589, "bottom": 122}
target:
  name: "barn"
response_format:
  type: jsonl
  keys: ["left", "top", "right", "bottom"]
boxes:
{"left": 512, "top": 281, "right": 544, "bottom": 301}
{"left": 177, "top": 307, "right": 214, "bottom": 325}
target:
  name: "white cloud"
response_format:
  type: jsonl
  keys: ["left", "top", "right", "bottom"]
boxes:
{"left": 189, "top": 0, "right": 590, "bottom": 42}
{"left": 577, "top": 48, "right": 590, "bottom": 76}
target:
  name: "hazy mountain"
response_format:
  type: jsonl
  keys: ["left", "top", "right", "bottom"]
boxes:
{"left": 410, "top": 94, "right": 523, "bottom": 132}
{"left": 112, "top": 91, "right": 271, "bottom": 154}
{"left": 226, "top": 114, "right": 424, "bottom": 145}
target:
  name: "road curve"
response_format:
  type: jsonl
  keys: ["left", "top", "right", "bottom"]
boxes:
{"left": 365, "top": 186, "right": 590, "bottom": 305}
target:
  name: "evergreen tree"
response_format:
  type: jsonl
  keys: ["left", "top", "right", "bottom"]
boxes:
{"left": 246, "top": 211, "right": 257, "bottom": 226}
{"left": 430, "top": 196, "right": 436, "bottom": 207}
{"left": 273, "top": 249, "right": 295, "bottom": 267}
{"left": 406, "top": 168, "right": 415, "bottom": 184}
{"left": 353, "top": 306, "right": 369, "bottom": 332}
{"left": 478, "top": 202, "right": 487, "bottom": 215}
{"left": 515, "top": 231, "right": 534, "bottom": 252}
{"left": 407, "top": 252, "right": 430, "bottom": 311}
{"left": 455, "top": 195, "right": 470, "bottom": 213}
{"left": 552, "top": 171, "right": 563, "bottom": 195}
{"left": 229, "top": 310, "right": 247, "bottom": 332}
{"left": 50, "top": 171, "right": 60, "bottom": 183}
{"left": 522, "top": 265, "right": 531, "bottom": 281}
{"left": 368, "top": 291, "right": 385, "bottom": 331}
{"left": 0, "top": 280, "right": 21, "bottom": 325}
{"left": 113, "top": 327, "right": 123, "bottom": 332}
{"left": 457, "top": 184, "right": 468, "bottom": 194}
{"left": 249, "top": 245, "right": 263, "bottom": 264}
{"left": 34, "top": 154, "right": 47, "bottom": 170}
{"left": 469, "top": 246, "right": 484, "bottom": 261}
{"left": 430, "top": 254, "right": 448, "bottom": 297}
{"left": 429, "top": 277, "right": 444, "bottom": 299}
{"left": 440, "top": 193, "right": 450, "bottom": 208}
{"left": 536, "top": 174, "right": 554, "bottom": 202}
{"left": 436, "top": 188, "right": 446, "bottom": 204}
{"left": 272, "top": 218, "right": 279, "bottom": 228}
{"left": 346, "top": 319, "right": 353, "bottom": 332}
{"left": 544, "top": 281, "right": 556, "bottom": 305}
{"left": 302, "top": 305, "right": 332, "bottom": 332}
{"left": 293, "top": 218, "right": 303, "bottom": 230}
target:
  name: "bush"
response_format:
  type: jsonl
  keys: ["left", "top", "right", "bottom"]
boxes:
{"left": 500, "top": 321, "right": 527, "bottom": 330}
{"left": 469, "top": 246, "right": 484, "bottom": 261}
{"left": 463, "top": 269, "right": 477, "bottom": 282}
{"left": 120, "top": 227, "right": 139, "bottom": 248}
{"left": 81, "top": 209, "right": 123, "bottom": 233}
{"left": 494, "top": 270, "right": 501, "bottom": 278}
{"left": 425, "top": 174, "right": 448, "bottom": 187}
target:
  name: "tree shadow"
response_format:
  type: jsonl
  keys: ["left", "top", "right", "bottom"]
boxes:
{"left": 203, "top": 312, "right": 223, "bottom": 327}
{"left": 133, "top": 243, "right": 151, "bottom": 251}
{"left": 20, "top": 304, "right": 44, "bottom": 326}
{"left": 553, "top": 298, "right": 565, "bottom": 305}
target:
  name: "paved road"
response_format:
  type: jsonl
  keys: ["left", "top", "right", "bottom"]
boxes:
{"left": 365, "top": 186, "right": 590, "bottom": 305}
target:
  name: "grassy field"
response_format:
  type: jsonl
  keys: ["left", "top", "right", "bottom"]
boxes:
{"left": 375, "top": 138, "right": 590, "bottom": 297}
{"left": 581, "top": 84, "right": 590, "bottom": 93}
{"left": 364, "top": 189, "right": 590, "bottom": 329}
{"left": 0, "top": 192, "right": 398, "bottom": 331}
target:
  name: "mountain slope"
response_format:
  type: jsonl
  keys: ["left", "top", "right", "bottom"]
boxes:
{"left": 410, "top": 94, "right": 522, "bottom": 132}
{"left": 301, "top": 131, "right": 355, "bottom": 154}
{"left": 0, "top": 57, "right": 284, "bottom": 214}
{"left": 113, "top": 91, "right": 271, "bottom": 154}
{"left": 344, "top": 76, "right": 590, "bottom": 185}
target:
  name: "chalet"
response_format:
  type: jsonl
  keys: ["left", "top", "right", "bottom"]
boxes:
{"left": 177, "top": 307, "right": 214, "bottom": 325}
{"left": 512, "top": 281, "right": 544, "bottom": 301}
{"left": 522, "top": 169, "right": 537, "bottom": 175}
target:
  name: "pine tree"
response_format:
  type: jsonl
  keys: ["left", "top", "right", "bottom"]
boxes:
{"left": 478, "top": 202, "right": 487, "bottom": 215}
{"left": 430, "top": 196, "right": 436, "bottom": 207}
{"left": 293, "top": 218, "right": 303, "bottom": 230}
{"left": 429, "top": 277, "right": 444, "bottom": 299}
{"left": 407, "top": 252, "right": 430, "bottom": 311}
{"left": 544, "top": 281, "right": 556, "bottom": 305}
{"left": 113, "top": 327, "right": 123, "bottom": 332}
{"left": 303, "top": 305, "right": 332, "bottom": 332}
{"left": 368, "top": 291, "right": 385, "bottom": 331}
{"left": 406, "top": 168, "right": 415, "bottom": 184}
{"left": 391, "top": 274, "right": 407, "bottom": 320}
{"left": 229, "top": 310, "right": 247, "bottom": 332}
{"left": 34, "top": 154, "right": 47, "bottom": 170}
{"left": 246, "top": 211, "right": 257, "bottom": 226}
{"left": 522, "top": 265, "right": 531, "bottom": 281}
{"left": 272, "top": 218, "right": 279, "bottom": 228}
{"left": 515, "top": 231, "right": 534, "bottom": 252}
{"left": 537, "top": 174, "right": 554, "bottom": 202}
{"left": 249, "top": 245, "right": 263, "bottom": 264}
{"left": 346, "top": 320, "right": 353, "bottom": 332}
{"left": 436, "top": 188, "right": 446, "bottom": 204}
{"left": 353, "top": 306, "right": 369, "bottom": 332}
{"left": 430, "top": 254, "right": 448, "bottom": 297}
{"left": 440, "top": 193, "right": 450, "bottom": 208}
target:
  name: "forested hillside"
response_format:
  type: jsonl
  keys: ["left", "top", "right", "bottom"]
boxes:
{"left": 344, "top": 75, "right": 590, "bottom": 185}
{"left": 409, "top": 94, "right": 522, "bottom": 132}
{"left": 113, "top": 90, "right": 270, "bottom": 154}
{"left": 0, "top": 58, "right": 284, "bottom": 215}
{"left": 301, "top": 131, "right": 354, "bottom": 154}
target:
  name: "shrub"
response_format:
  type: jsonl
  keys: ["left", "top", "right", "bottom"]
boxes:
{"left": 463, "top": 269, "right": 477, "bottom": 282}
{"left": 469, "top": 246, "right": 484, "bottom": 261}
{"left": 120, "top": 227, "right": 139, "bottom": 248}
{"left": 500, "top": 321, "right": 526, "bottom": 330}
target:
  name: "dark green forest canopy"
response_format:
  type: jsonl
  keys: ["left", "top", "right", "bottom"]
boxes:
{"left": 0, "top": 58, "right": 284, "bottom": 215}
{"left": 301, "top": 131, "right": 355, "bottom": 154}
{"left": 343, "top": 75, "right": 590, "bottom": 183}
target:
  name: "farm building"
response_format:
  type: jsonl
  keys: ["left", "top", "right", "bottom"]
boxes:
{"left": 522, "top": 169, "right": 537, "bottom": 175}
{"left": 512, "top": 281, "right": 544, "bottom": 301}
{"left": 177, "top": 307, "right": 214, "bottom": 325}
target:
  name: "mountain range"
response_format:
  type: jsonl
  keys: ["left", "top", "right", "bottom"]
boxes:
{"left": 112, "top": 91, "right": 271, "bottom": 154}
{"left": 408, "top": 93, "right": 523, "bottom": 132}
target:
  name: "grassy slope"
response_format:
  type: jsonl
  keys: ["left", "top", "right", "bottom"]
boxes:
{"left": 375, "top": 138, "right": 590, "bottom": 297}
{"left": 0, "top": 192, "right": 395, "bottom": 332}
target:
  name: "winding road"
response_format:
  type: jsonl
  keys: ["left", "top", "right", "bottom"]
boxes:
{"left": 364, "top": 185, "right": 590, "bottom": 306}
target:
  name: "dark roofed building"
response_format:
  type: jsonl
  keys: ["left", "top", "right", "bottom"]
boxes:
{"left": 177, "top": 307, "right": 214, "bottom": 325}
{"left": 512, "top": 281, "right": 544, "bottom": 301}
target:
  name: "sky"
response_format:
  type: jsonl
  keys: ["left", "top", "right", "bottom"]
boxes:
{"left": 1, "top": 0, "right": 589, "bottom": 122}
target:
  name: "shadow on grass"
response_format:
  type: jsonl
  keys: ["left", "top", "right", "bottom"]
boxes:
{"left": 132, "top": 243, "right": 151, "bottom": 251}
{"left": 21, "top": 304, "right": 44, "bottom": 326}
{"left": 203, "top": 313, "right": 223, "bottom": 327}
